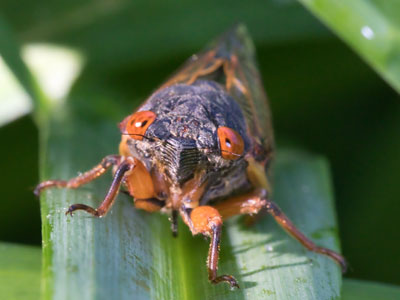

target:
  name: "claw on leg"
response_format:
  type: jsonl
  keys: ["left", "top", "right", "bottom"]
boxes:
{"left": 65, "top": 204, "right": 99, "bottom": 217}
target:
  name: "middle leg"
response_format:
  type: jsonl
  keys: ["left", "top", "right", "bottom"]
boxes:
{"left": 66, "top": 158, "right": 136, "bottom": 217}
{"left": 181, "top": 206, "right": 239, "bottom": 288}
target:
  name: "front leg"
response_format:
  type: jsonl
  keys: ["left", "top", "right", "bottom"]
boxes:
{"left": 65, "top": 158, "right": 136, "bottom": 217}
{"left": 182, "top": 206, "right": 239, "bottom": 288}
{"left": 214, "top": 189, "right": 347, "bottom": 272}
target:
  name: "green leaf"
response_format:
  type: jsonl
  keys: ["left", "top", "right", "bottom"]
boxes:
{"left": 298, "top": 0, "right": 400, "bottom": 94}
{"left": 4, "top": 242, "right": 400, "bottom": 300}
{"left": 39, "top": 84, "right": 343, "bottom": 299}
{"left": 0, "top": 243, "right": 41, "bottom": 299}
{"left": 342, "top": 279, "right": 400, "bottom": 300}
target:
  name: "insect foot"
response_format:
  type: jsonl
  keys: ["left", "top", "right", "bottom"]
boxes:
{"left": 211, "top": 275, "right": 240, "bottom": 289}
{"left": 65, "top": 204, "right": 101, "bottom": 217}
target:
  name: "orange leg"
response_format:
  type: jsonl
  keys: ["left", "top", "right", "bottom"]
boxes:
{"left": 34, "top": 155, "right": 121, "bottom": 196}
{"left": 214, "top": 189, "right": 348, "bottom": 273}
{"left": 65, "top": 159, "right": 136, "bottom": 217}
{"left": 182, "top": 206, "right": 239, "bottom": 288}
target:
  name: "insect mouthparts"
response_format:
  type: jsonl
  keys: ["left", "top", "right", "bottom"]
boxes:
{"left": 160, "top": 137, "right": 201, "bottom": 184}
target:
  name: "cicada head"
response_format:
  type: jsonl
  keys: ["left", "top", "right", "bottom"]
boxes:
{"left": 119, "top": 80, "right": 251, "bottom": 188}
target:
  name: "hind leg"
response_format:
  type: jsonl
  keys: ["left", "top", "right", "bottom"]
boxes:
{"left": 214, "top": 188, "right": 347, "bottom": 272}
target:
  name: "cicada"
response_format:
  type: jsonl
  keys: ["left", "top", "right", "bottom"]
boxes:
{"left": 35, "top": 25, "right": 346, "bottom": 288}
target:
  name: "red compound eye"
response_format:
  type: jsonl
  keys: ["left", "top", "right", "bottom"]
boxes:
{"left": 125, "top": 111, "right": 156, "bottom": 140}
{"left": 217, "top": 127, "right": 244, "bottom": 160}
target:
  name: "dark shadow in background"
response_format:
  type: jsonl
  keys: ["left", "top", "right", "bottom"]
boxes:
{"left": 0, "top": 116, "right": 41, "bottom": 244}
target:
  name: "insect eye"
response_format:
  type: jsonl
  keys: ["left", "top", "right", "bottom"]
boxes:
{"left": 126, "top": 111, "right": 156, "bottom": 140}
{"left": 217, "top": 127, "right": 244, "bottom": 160}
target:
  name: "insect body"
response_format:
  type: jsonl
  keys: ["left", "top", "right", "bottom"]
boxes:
{"left": 35, "top": 25, "right": 346, "bottom": 288}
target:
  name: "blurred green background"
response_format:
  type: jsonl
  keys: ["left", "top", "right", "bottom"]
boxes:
{"left": 0, "top": 0, "right": 399, "bottom": 290}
